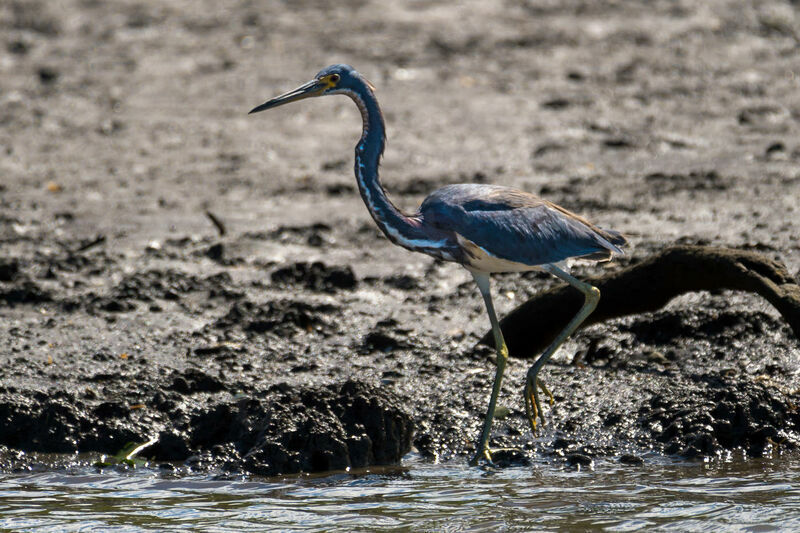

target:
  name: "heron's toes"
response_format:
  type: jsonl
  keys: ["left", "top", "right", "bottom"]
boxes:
{"left": 538, "top": 378, "right": 555, "bottom": 407}
{"left": 525, "top": 371, "right": 553, "bottom": 434}
{"left": 470, "top": 447, "right": 527, "bottom": 467}
{"left": 469, "top": 447, "right": 494, "bottom": 467}
{"left": 524, "top": 376, "right": 540, "bottom": 435}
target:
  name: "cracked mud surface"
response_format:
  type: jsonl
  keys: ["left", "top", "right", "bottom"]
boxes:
{"left": 1, "top": 0, "right": 799, "bottom": 474}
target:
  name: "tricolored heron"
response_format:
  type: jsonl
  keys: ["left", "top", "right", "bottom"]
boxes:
{"left": 249, "top": 64, "right": 626, "bottom": 466}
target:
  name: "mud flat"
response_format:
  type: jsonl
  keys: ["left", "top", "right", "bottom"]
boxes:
{"left": 1, "top": 0, "right": 799, "bottom": 474}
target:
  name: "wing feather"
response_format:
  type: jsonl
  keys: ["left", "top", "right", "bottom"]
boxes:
{"left": 419, "top": 184, "right": 625, "bottom": 267}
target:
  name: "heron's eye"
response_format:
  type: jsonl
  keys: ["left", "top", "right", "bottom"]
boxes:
{"left": 330, "top": 73, "right": 340, "bottom": 83}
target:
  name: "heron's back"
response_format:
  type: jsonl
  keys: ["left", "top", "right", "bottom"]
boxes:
{"left": 419, "top": 184, "right": 625, "bottom": 271}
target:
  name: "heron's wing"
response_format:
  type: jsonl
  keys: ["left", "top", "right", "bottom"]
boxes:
{"left": 420, "top": 184, "right": 625, "bottom": 266}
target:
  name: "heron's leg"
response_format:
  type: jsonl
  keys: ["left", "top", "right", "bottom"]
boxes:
{"left": 524, "top": 265, "right": 600, "bottom": 434}
{"left": 468, "top": 271, "right": 510, "bottom": 466}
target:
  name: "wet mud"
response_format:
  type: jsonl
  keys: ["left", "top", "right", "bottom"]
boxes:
{"left": 1, "top": 0, "right": 799, "bottom": 475}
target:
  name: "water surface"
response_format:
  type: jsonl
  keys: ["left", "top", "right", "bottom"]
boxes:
{"left": 1, "top": 454, "right": 799, "bottom": 531}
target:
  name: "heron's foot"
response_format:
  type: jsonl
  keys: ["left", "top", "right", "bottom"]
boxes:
{"left": 524, "top": 374, "right": 554, "bottom": 435}
{"left": 538, "top": 378, "right": 555, "bottom": 407}
{"left": 523, "top": 377, "right": 540, "bottom": 435}
{"left": 469, "top": 446, "right": 493, "bottom": 466}
{"left": 469, "top": 446, "right": 527, "bottom": 467}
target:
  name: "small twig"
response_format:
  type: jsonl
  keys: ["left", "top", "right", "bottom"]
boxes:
{"left": 73, "top": 234, "right": 106, "bottom": 253}
{"left": 125, "top": 436, "right": 159, "bottom": 461}
{"left": 480, "top": 245, "right": 800, "bottom": 358}
{"left": 205, "top": 211, "right": 226, "bottom": 236}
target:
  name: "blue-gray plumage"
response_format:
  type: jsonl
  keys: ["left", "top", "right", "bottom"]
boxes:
{"left": 249, "top": 64, "right": 627, "bottom": 466}
{"left": 420, "top": 184, "right": 626, "bottom": 268}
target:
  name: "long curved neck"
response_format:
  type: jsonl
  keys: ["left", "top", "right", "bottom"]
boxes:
{"left": 344, "top": 81, "right": 442, "bottom": 251}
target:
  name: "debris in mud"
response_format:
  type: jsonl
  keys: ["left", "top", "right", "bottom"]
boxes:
{"left": 110, "top": 269, "right": 208, "bottom": 303}
{"left": 202, "top": 242, "right": 225, "bottom": 262}
{"left": 644, "top": 170, "right": 729, "bottom": 193}
{"left": 205, "top": 211, "right": 226, "bottom": 236}
{"left": 490, "top": 246, "right": 800, "bottom": 358}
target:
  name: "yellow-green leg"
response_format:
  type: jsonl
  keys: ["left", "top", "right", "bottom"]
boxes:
{"left": 469, "top": 271, "right": 508, "bottom": 466}
{"left": 468, "top": 271, "right": 552, "bottom": 466}
{"left": 524, "top": 264, "right": 600, "bottom": 434}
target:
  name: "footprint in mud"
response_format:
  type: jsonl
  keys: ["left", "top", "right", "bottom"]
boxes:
{"left": 270, "top": 261, "right": 357, "bottom": 293}
{"left": 212, "top": 299, "right": 340, "bottom": 337}
{"left": 643, "top": 170, "right": 729, "bottom": 194}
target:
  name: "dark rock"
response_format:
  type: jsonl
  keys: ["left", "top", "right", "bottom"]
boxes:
{"left": 541, "top": 98, "right": 570, "bottom": 110}
{"left": 566, "top": 453, "right": 594, "bottom": 468}
{"left": 488, "top": 448, "right": 531, "bottom": 467}
{"left": 0, "top": 260, "right": 19, "bottom": 282}
{"left": 0, "top": 396, "right": 146, "bottom": 454}
{"left": 8, "top": 40, "right": 29, "bottom": 55}
{"left": 38, "top": 66, "right": 59, "bottom": 85}
{"left": 766, "top": 142, "right": 785, "bottom": 155}
{"left": 168, "top": 368, "right": 225, "bottom": 394}
{"left": 93, "top": 298, "right": 134, "bottom": 313}
{"left": 290, "top": 363, "right": 319, "bottom": 373}
{"left": 362, "top": 331, "right": 406, "bottom": 353}
{"left": 204, "top": 243, "right": 224, "bottom": 262}
{"left": 265, "top": 224, "right": 332, "bottom": 247}
{"left": 93, "top": 401, "right": 129, "bottom": 420}
{"left": 603, "top": 136, "right": 635, "bottom": 149}
{"left": 619, "top": 454, "right": 644, "bottom": 465}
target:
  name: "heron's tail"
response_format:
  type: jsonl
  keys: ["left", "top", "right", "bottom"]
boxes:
{"left": 599, "top": 227, "right": 627, "bottom": 249}
{"left": 580, "top": 227, "right": 627, "bottom": 261}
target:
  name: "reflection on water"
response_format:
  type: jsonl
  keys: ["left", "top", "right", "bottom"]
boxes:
{"left": 1, "top": 454, "right": 799, "bottom": 532}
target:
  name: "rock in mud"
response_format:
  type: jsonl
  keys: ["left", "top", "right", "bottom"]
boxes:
{"left": 638, "top": 372, "right": 800, "bottom": 458}
{"left": 0, "top": 260, "right": 20, "bottom": 282}
{"left": 0, "top": 380, "right": 413, "bottom": 476}
{"left": 151, "top": 380, "right": 414, "bottom": 476}
{"left": 0, "top": 391, "right": 148, "bottom": 454}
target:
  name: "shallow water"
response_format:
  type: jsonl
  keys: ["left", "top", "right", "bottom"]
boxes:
{"left": 1, "top": 454, "right": 799, "bottom": 532}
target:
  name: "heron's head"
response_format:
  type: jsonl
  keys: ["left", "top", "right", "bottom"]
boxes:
{"left": 249, "top": 64, "right": 373, "bottom": 114}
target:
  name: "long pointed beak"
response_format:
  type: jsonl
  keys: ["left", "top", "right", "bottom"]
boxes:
{"left": 248, "top": 79, "right": 326, "bottom": 114}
